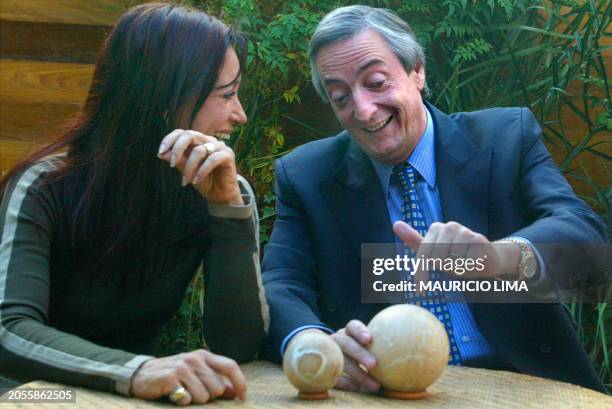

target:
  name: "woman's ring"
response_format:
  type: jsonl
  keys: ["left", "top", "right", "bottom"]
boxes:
{"left": 168, "top": 386, "right": 187, "bottom": 403}
{"left": 203, "top": 142, "right": 216, "bottom": 155}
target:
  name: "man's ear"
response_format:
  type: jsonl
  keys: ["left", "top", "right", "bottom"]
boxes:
{"left": 414, "top": 64, "right": 426, "bottom": 91}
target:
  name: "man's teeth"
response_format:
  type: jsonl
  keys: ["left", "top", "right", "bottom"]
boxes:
{"left": 365, "top": 115, "right": 392, "bottom": 132}
{"left": 214, "top": 133, "right": 231, "bottom": 140}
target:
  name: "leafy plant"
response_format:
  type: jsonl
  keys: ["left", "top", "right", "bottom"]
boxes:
{"left": 153, "top": 271, "right": 204, "bottom": 356}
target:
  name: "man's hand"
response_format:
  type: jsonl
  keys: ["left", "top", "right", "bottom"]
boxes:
{"left": 130, "top": 349, "right": 246, "bottom": 405}
{"left": 331, "top": 320, "right": 380, "bottom": 392}
{"left": 393, "top": 220, "right": 520, "bottom": 288}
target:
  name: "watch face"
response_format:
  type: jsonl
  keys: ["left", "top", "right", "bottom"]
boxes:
{"left": 522, "top": 250, "right": 537, "bottom": 279}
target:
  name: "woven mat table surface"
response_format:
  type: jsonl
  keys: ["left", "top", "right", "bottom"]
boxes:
{"left": 2, "top": 361, "right": 610, "bottom": 408}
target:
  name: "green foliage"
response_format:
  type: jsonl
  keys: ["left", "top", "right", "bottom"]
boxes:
{"left": 152, "top": 272, "right": 204, "bottom": 356}
{"left": 451, "top": 38, "right": 493, "bottom": 65}
{"left": 156, "top": 0, "right": 610, "bottom": 389}
{"left": 570, "top": 301, "right": 612, "bottom": 389}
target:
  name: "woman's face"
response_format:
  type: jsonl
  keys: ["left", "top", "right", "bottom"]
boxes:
{"left": 190, "top": 47, "right": 247, "bottom": 139}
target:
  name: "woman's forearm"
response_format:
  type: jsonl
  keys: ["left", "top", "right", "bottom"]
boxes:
{"left": 202, "top": 176, "right": 269, "bottom": 362}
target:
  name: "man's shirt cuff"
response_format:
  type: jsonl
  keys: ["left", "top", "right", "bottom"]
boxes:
{"left": 280, "top": 325, "right": 333, "bottom": 357}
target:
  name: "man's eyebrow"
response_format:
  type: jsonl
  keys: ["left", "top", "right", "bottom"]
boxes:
{"left": 357, "top": 58, "right": 385, "bottom": 75}
{"left": 215, "top": 72, "right": 241, "bottom": 90}
{"left": 323, "top": 58, "right": 386, "bottom": 85}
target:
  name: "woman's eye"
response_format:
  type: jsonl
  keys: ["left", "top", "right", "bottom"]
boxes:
{"left": 223, "top": 92, "right": 236, "bottom": 100}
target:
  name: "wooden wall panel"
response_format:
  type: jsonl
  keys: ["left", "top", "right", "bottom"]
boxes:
{"left": 0, "top": 0, "right": 113, "bottom": 175}
{"left": 0, "top": 59, "right": 91, "bottom": 175}
{"left": 0, "top": 20, "right": 110, "bottom": 62}
{"left": 0, "top": 138, "right": 42, "bottom": 178}
{"left": 0, "top": 0, "right": 125, "bottom": 26}
{"left": 0, "top": 100, "right": 81, "bottom": 141}
{"left": 0, "top": 60, "right": 93, "bottom": 104}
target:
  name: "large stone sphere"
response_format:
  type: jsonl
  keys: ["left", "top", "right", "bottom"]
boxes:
{"left": 367, "top": 304, "right": 449, "bottom": 393}
{"left": 283, "top": 331, "right": 344, "bottom": 396}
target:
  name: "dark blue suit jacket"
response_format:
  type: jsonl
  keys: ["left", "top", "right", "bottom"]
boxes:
{"left": 262, "top": 103, "right": 607, "bottom": 392}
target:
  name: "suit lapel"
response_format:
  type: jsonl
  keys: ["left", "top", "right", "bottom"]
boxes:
{"left": 429, "top": 104, "right": 491, "bottom": 237}
{"left": 319, "top": 136, "right": 396, "bottom": 312}
{"left": 319, "top": 135, "right": 395, "bottom": 259}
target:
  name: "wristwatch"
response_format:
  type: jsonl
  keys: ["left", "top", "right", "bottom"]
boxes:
{"left": 498, "top": 237, "right": 538, "bottom": 281}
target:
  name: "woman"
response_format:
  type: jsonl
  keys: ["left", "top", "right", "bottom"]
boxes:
{"left": 0, "top": 3, "right": 268, "bottom": 405}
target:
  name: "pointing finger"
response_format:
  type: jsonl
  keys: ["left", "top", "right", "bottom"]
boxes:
{"left": 393, "top": 221, "right": 423, "bottom": 252}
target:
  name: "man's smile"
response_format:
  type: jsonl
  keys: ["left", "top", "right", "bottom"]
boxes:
{"left": 363, "top": 114, "right": 393, "bottom": 133}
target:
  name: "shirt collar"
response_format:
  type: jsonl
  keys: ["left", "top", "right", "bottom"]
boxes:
{"left": 370, "top": 105, "right": 436, "bottom": 197}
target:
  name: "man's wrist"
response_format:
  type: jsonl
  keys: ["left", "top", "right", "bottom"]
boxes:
{"left": 495, "top": 238, "right": 538, "bottom": 281}
{"left": 281, "top": 325, "right": 334, "bottom": 357}
{"left": 288, "top": 328, "right": 326, "bottom": 349}
{"left": 494, "top": 240, "right": 521, "bottom": 280}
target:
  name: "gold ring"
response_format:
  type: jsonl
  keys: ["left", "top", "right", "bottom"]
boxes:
{"left": 168, "top": 386, "right": 186, "bottom": 403}
{"left": 203, "top": 142, "right": 216, "bottom": 155}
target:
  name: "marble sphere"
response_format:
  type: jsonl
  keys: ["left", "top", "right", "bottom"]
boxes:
{"left": 283, "top": 331, "right": 344, "bottom": 398}
{"left": 367, "top": 304, "right": 449, "bottom": 396}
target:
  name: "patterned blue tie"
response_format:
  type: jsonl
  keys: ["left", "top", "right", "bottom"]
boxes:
{"left": 392, "top": 163, "right": 462, "bottom": 365}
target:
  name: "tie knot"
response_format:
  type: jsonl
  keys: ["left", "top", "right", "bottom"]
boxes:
{"left": 392, "top": 163, "right": 417, "bottom": 190}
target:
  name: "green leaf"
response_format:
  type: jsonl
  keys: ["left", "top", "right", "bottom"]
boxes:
{"left": 262, "top": 206, "right": 276, "bottom": 219}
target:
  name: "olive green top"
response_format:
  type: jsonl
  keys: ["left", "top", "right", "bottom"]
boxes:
{"left": 0, "top": 156, "right": 269, "bottom": 395}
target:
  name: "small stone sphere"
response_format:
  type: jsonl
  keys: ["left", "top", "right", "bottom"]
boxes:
{"left": 367, "top": 304, "right": 449, "bottom": 393}
{"left": 283, "top": 332, "right": 344, "bottom": 395}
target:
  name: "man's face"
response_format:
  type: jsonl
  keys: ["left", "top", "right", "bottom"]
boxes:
{"left": 316, "top": 30, "right": 426, "bottom": 165}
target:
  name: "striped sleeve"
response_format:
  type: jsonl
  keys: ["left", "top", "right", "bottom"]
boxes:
{"left": 0, "top": 160, "right": 152, "bottom": 395}
{"left": 202, "top": 175, "right": 270, "bottom": 362}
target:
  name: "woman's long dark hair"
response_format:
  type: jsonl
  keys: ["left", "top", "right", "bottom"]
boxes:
{"left": 0, "top": 3, "right": 246, "bottom": 284}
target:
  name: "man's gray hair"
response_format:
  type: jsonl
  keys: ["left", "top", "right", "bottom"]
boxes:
{"left": 309, "top": 5, "right": 428, "bottom": 102}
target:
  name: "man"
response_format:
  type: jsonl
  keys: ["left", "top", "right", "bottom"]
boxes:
{"left": 262, "top": 5, "right": 607, "bottom": 392}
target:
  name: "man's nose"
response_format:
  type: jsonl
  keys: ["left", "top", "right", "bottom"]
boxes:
{"left": 232, "top": 97, "right": 247, "bottom": 125}
{"left": 352, "top": 90, "right": 376, "bottom": 123}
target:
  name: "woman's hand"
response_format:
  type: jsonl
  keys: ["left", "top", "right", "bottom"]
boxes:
{"left": 158, "top": 129, "right": 243, "bottom": 205}
{"left": 130, "top": 349, "right": 246, "bottom": 405}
